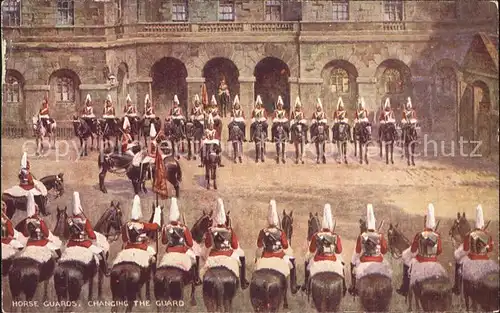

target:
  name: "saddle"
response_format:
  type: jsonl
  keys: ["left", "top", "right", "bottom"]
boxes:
{"left": 309, "top": 259, "right": 344, "bottom": 277}
{"left": 107, "top": 153, "right": 134, "bottom": 168}
{"left": 201, "top": 255, "right": 240, "bottom": 278}
{"left": 159, "top": 252, "right": 193, "bottom": 271}
{"left": 255, "top": 257, "right": 290, "bottom": 277}
{"left": 112, "top": 248, "right": 151, "bottom": 268}
{"left": 59, "top": 246, "right": 95, "bottom": 265}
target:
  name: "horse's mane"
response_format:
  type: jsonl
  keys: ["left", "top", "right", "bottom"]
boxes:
{"left": 94, "top": 206, "right": 114, "bottom": 230}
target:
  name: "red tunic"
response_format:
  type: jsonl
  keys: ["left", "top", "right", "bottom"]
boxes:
{"left": 121, "top": 221, "right": 159, "bottom": 250}
{"left": 66, "top": 214, "right": 96, "bottom": 248}
{"left": 333, "top": 110, "right": 346, "bottom": 119}
{"left": 205, "top": 225, "right": 239, "bottom": 257}
{"left": 402, "top": 110, "right": 417, "bottom": 120}
{"left": 2, "top": 219, "right": 15, "bottom": 245}
{"left": 20, "top": 172, "right": 35, "bottom": 190}
{"left": 309, "top": 229, "right": 343, "bottom": 262}
{"left": 273, "top": 110, "right": 288, "bottom": 120}
{"left": 23, "top": 215, "right": 50, "bottom": 247}
{"left": 103, "top": 106, "right": 115, "bottom": 115}
{"left": 168, "top": 107, "right": 184, "bottom": 116}
{"left": 463, "top": 230, "right": 493, "bottom": 260}
{"left": 379, "top": 110, "right": 395, "bottom": 122}
{"left": 124, "top": 105, "right": 137, "bottom": 114}
{"left": 231, "top": 109, "right": 245, "bottom": 118}
{"left": 161, "top": 222, "right": 194, "bottom": 253}
{"left": 39, "top": 104, "right": 49, "bottom": 115}
{"left": 257, "top": 228, "right": 289, "bottom": 258}
{"left": 354, "top": 110, "right": 368, "bottom": 119}
{"left": 251, "top": 109, "right": 267, "bottom": 119}
{"left": 355, "top": 233, "right": 388, "bottom": 262}
{"left": 410, "top": 228, "right": 442, "bottom": 262}
{"left": 121, "top": 133, "right": 133, "bottom": 153}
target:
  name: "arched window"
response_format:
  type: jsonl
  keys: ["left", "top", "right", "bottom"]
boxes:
{"left": 330, "top": 68, "right": 349, "bottom": 93}
{"left": 56, "top": 77, "right": 75, "bottom": 102}
{"left": 382, "top": 68, "right": 404, "bottom": 94}
{"left": 435, "top": 67, "right": 456, "bottom": 97}
{"left": 4, "top": 75, "right": 21, "bottom": 103}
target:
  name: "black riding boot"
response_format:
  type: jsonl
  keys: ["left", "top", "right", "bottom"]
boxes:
{"left": 301, "top": 261, "right": 309, "bottom": 293}
{"left": 99, "top": 251, "right": 111, "bottom": 276}
{"left": 396, "top": 264, "right": 410, "bottom": 296}
{"left": 342, "top": 269, "right": 347, "bottom": 296}
{"left": 239, "top": 257, "right": 250, "bottom": 289}
{"left": 193, "top": 256, "right": 202, "bottom": 285}
{"left": 198, "top": 150, "right": 204, "bottom": 167}
{"left": 250, "top": 125, "right": 254, "bottom": 142}
{"left": 54, "top": 249, "right": 62, "bottom": 259}
{"left": 289, "top": 258, "right": 299, "bottom": 294}
{"left": 452, "top": 263, "right": 461, "bottom": 295}
{"left": 348, "top": 263, "right": 357, "bottom": 296}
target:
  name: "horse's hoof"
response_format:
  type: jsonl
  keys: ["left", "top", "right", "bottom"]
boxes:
{"left": 295, "top": 160, "right": 299, "bottom": 164}
{"left": 337, "top": 160, "right": 341, "bottom": 164}
{"left": 206, "top": 185, "right": 210, "bottom": 190}
{"left": 239, "top": 157, "right": 242, "bottom": 163}
{"left": 234, "top": 159, "right": 237, "bottom": 164}
{"left": 214, "top": 185, "right": 217, "bottom": 190}
{"left": 386, "top": 161, "right": 389, "bottom": 164}
{"left": 344, "top": 159, "right": 347, "bottom": 164}
{"left": 323, "top": 158, "right": 327, "bottom": 164}
{"left": 316, "top": 159, "right": 320, "bottom": 164}
{"left": 412, "top": 162, "right": 415, "bottom": 166}
{"left": 359, "top": 160, "right": 363, "bottom": 164}
{"left": 187, "top": 156, "right": 192, "bottom": 161}
{"left": 301, "top": 160, "right": 305, "bottom": 164}
{"left": 190, "top": 299, "right": 197, "bottom": 307}
{"left": 391, "top": 160, "right": 394, "bottom": 164}
{"left": 255, "top": 159, "right": 259, "bottom": 163}
{"left": 408, "top": 162, "right": 411, "bottom": 166}
{"left": 276, "top": 158, "right": 280, "bottom": 164}
{"left": 281, "top": 158, "right": 285, "bottom": 164}
{"left": 176, "top": 155, "right": 180, "bottom": 160}
{"left": 193, "top": 156, "right": 197, "bottom": 160}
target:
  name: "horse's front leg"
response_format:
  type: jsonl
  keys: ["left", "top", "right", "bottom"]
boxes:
{"left": 364, "top": 143, "right": 369, "bottom": 164}
{"left": 342, "top": 142, "right": 348, "bottom": 164}
{"left": 205, "top": 166, "right": 210, "bottom": 190}
{"left": 99, "top": 168, "right": 108, "bottom": 193}
{"left": 146, "top": 276, "right": 151, "bottom": 300}
{"left": 98, "top": 267, "right": 103, "bottom": 299}
{"left": 276, "top": 142, "right": 281, "bottom": 164}
{"left": 390, "top": 142, "right": 394, "bottom": 164}
{"left": 379, "top": 137, "right": 383, "bottom": 158}
{"left": 283, "top": 289, "right": 289, "bottom": 310}
{"left": 411, "top": 142, "right": 416, "bottom": 166}
{"left": 405, "top": 144, "right": 411, "bottom": 166}
{"left": 187, "top": 139, "right": 192, "bottom": 160}
{"left": 43, "top": 279, "right": 49, "bottom": 301}
{"left": 88, "top": 275, "right": 94, "bottom": 301}
{"left": 233, "top": 141, "right": 238, "bottom": 163}
{"left": 407, "top": 286, "right": 413, "bottom": 311}
{"left": 212, "top": 166, "right": 217, "bottom": 190}
{"left": 385, "top": 142, "right": 389, "bottom": 164}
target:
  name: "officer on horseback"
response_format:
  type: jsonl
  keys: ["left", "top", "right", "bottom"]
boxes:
{"left": 204, "top": 198, "right": 249, "bottom": 289}
{"left": 396, "top": 203, "right": 442, "bottom": 296}
{"left": 452, "top": 205, "right": 494, "bottom": 295}
{"left": 167, "top": 94, "right": 186, "bottom": 136}
{"left": 379, "top": 98, "right": 396, "bottom": 139}
{"left": 200, "top": 113, "right": 224, "bottom": 168}
{"left": 401, "top": 97, "right": 417, "bottom": 127}
{"left": 333, "top": 97, "right": 348, "bottom": 125}
{"left": 124, "top": 94, "right": 138, "bottom": 118}
{"left": 303, "top": 204, "right": 345, "bottom": 294}
{"left": 67, "top": 191, "right": 110, "bottom": 275}
{"left": 349, "top": 204, "right": 388, "bottom": 296}
{"left": 2, "top": 201, "right": 24, "bottom": 250}
{"left": 162, "top": 197, "right": 201, "bottom": 285}
{"left": 271, "top": 96, "right": 290, "bottom": 142}
{"left": 144, "top": 94, "right": 156, "bottom": 119}
{"left": 228, "top": 95, "right": 247, "bottom": 141}
{"left": 39, "top": 96, "right": 53, "bottom": 131}
{"left": 23, "top": 191, "right": 62, "bottom": 258}
{"left": 354, "top": 97, "right": 369, "bottom": 125}
{"left": 102, "top": 95, "right": 116, "bottom": 131}
{"left": 250, "top": 95, "right": 268, "bottom": 141}
{"left": 121, "top": 117, "right": 136, "bottom": 156}
{"left": 218, "top": 76, "right": 230, "bottom": 117}
{"left": 310, "top": 98, "right": 329, "bottom": 142}
{"left": 290, "top": 96, "right": 308, "bottom": 144}
{"left": 257, "top": 200, "right": 299, "bottom": 294}
{"left": 190, "top": 94, "right": 205, "bottom": 128}
{"left": 81, "top": 94, "right": 96, "bottom": 128}
{"left": 122, "top": 195, "right": 161, "bottom": 271}
{"left": 19, "top": 152, "right": 35, "bottom": 190}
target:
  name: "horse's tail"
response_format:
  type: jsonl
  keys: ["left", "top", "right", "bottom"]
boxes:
{"left": 53, "top": 266, "right": 69, "bottom": 300}
{"left": 203, "top": 271, "right": 225, "bottom": 309}
{"left": 476, "top": 270, "right": 500, "bottom": 311}
{"left": 310, "top": 272, "right": 343, "bottom": 312}
{"left": 9, "top": 262, "right": 39, "bottom": 300}
{"left": 358, "top": 274, "right": 392, "bottom": 312}
{"left": 418, "top": 276, "right": 452, "bottom": 312}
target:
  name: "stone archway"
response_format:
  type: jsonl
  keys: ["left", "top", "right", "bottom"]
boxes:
{"left": 254, "top": 57, "right": 290, "bottom": 112}
{"left": 321, "top": 60, "right": 358, "bottom": 113}
{"left": 375, "top": 59, "right": 413, "bottom": 119}
{"left": 116, "top": 62, "right": 129, "bottom": 113}
{"left": 432, "top": 65, "right": 458, "bottom": 141}
{"left": 151, "top": 57, "right": 188, "bottom": 114}
{"left": 202, "top": 57, "right": 240, "bottom": 114}
{"left": 473, "top": 81, "right": 491, "bottom": 156}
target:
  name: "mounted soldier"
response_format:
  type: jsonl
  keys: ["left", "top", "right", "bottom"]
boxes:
{"left": 168, "top": 94, "right": 185, "bottom": 122}
{"left": 303, "top": 204, "right": 346, "bottom": 294}
{"left": 121, "top": 117, "right": 136, "bottom": 156}
{"left": 143, "top": 94, "right": 156, "bottom": 119}
{"left": 39, "top": 96, "right": 53, "bottom": 130}
{"left": 452, "top": 205, "right": 495, "bottom": 295}
{"left": 23, "top": 191, "right": 62, "bottom": 258}
{"left": 401, "top": 97, "right": 417, "bottom": 127}
{"left": 190, "top": 94, "right": 205, "bottom": 128}
{"left": 102, "top": 94, "right": 116, "bottom": 130}
{"left": 333, "top": 96, "right": 348, "bottom": 126}
{"left": 162, "top": 197, "right": 201, "bottom": 285}
{"left": 81, "top": 94, "right": 96, "bottom": 127}
{"left": 349, "top": 204, "right": 388, "bottom": 296}
{"left": 271, "top": 96, "right": 290, "bottom": 142}
{"left": 123, "top": 94, "right": 138, "bottom": 119}
{"left": 354, "top": 97, "right": 369, "bottom": 126}
{"left": 19, "top": 152, "right": 35, "bottom": 190}
{"left": 203, "top": 198, "right": 249, "bottom": 289}
{"left": 2, "top": 202, "right": 24, "bottom": 250}
{"left": 396, "top": 203, "right": 443, "bottom": 296}
{"left": 310, "top": 98, "right": 329, "bottom": 141}
{"left": 121, "top": 195, "right": 161, "bottom": 271}
{"left": 228, "top": 95, "right": 246, "bottom": 141}
{"left": 290, "top": 96, "right": 308, "bottom": 143}
{"left": 66, "top": 191, "right": 109, "bottom": 275}
{"left": 200, "top": 113, "right": 224, "bottom": 168}
{"left": 379, "top": 97, "right": 396, "bottom": 138}
{"left": 250, "top": 95, "right": 268, "bottom": 141}
{"left": 218, "top": 76, "right": 230, "bottom": 117}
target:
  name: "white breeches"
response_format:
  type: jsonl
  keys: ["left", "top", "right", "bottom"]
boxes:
{"left": 171, "top": 116, "right": 185, "bottom": 120}
{"left": 82, "top": 114, "right": 95, "bottom": 118}
{"left": 252, "top": 117, "right": 267, "bottom": 123}
{"left": 232, "top": 117, "right": 245, "bottom": 123}
{"left": 290, "top": 119, "right": 307, "bottom": 126}
{"left": 147, "top": 246, "right": 156, "bottom": 256}
{"left": 312, "top": 119, "right": 327, "bottom": 124}
{"left": 203, "top": 139, "right": 220, "bottom": 145}
{"left": 355, "top": 118, "right": 369, "bottom": 123}
{"left": 103, "top": 115, "right": 115, "bottom": 119}
{"left": 13, "top": 230, "right": 28, "bottom": 246}
{"left": 125, "top": 149, "right": 135, "bottom": 156}
{"left": 141, "top": 156, "right": 155, "bottom": 164}
{"left": 334, "top": 118, "right": 349, "bottom": 123}
{"left": 39, "top": 114, "right": 50, "bottom": 119}
{"left": 380, "top": 119, "right": 395, "bottom": 124}
{"left": 88, "top": 244, "right": 103, "bottom": 255}
{"left": 272, "top": 118, "right": 288, "bottom": 123}
{"left": 8, "top": 239, "right": 24, "bottom": 249}
{"left": 402, "top": 247, "right": 417, "bottom": 267}
{"left": 186, "top": 249, "right": 196, "bottom": 263}
{"left": 145, "top": 114, "right": 156, "bottom": 119}
{"left": 401, "top": 119, "right": 417, "bottom": 124}
{"left": 454, "top": 244, "right": 467, "bottom": 264}
{"left": 351, "top": 252, "right": 361, "bottom": 266}
{"left": 233, "top": 247, "right": 245, "bottom": 259}
{"left": 45, "top": 241, "right": 61, "bottom": 252}
{"left": 126, "top": 113, "right": 137, "bottom": 118}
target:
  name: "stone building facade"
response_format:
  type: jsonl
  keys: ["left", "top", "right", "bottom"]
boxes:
{"left": 1, "top": 0, "right": 498, "bottom": 155}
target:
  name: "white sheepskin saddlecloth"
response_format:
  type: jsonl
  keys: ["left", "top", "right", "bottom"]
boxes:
{"left": 409, "top": 261, "right": 447, "bottom": 286}
{"left": 402, "top": 247, "right": 417, "bottom": 267}
{"left": 3, "top": 180, "right": 47, "bottom": 197}
{"left": 112, "top": 248, "right": 151, "bottom": 268}
{"left": 159, "top": 252, "right": 194, "bottom": 271}
{"left": 2, "top": 243, "right": 17, "bottom": 260}
{"left": 309, "top": 259, "right": 344, "bottom": 277}
{"left": 18, "top": 245, "right": 53, "bottom": 263}
{"left": 201, "top": 255, "right": 240, "bottom": 278}
{"left": 461, "top": 257, "right": 499, "bottom": 282}
{"left": 355, "top": 261, "right": 392, "bottom": 280}
{"left": 59, "top": 246, "right": 94, "bottom": 265}
{"left": 255, "top": 257, "right": 290, "bottom": 278}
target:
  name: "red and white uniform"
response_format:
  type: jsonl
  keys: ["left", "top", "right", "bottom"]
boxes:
{"left": 82, "top": 105, "right": 95, "bottom": 118}
{"left": 355, "top": 231, "right": 388, "bottom": 263}
{"left": 273, "top": 109, "right": 288, "bottom": 123}
{"left": 311, "top": 111, "right": 327, "bottom": 124}
{"left": 333, "top": 110, "right": 347, "bottom": 123}
{"left": 354, "top": 109, "right": 369, "bottom": 123}
{"left": 251, "top": 107, "right": 267, "bottom": 123}
{"left": 66, "top": 213, "right": 96, "bottom": 248}
{"left": 122, "top": 221, "right": 158, "bottom": 251}
{"left": 231, "top": 108, "right": 245, "bottom": 122}
{"left": 144, "top": 105, "right": 155, "bottom": 118}
{"left": 257, "top": 227, "right": 289, "bottom": 259}
{"left": 121, "top": 132, "right": 133, "bottom": 153}
{"left": 39, "top": 101, "right": 50, "bottom": 118}
{"left": 23, "top": 214, "right": 50, "bottom": 247}
{"left": 205, "top": 225, "right": 239, "bottom": 257}
{"left": 410, "top": 229, "right": 442, "bottom": 263}
{"left": 1, "top": 216, "right": 15, "bottom": 245}
{"left": 103, "top": 105, "right": 115, "bottom": 119}
{"left": 352, "top": 204, "right": 388, "bottom": 266}
{"left": 124, "top": 104, "right": 137, "bottom": 117}
{"left": 402, "top": 109, "right": 417, "bottom": 125}
{"left": 309, "top": 229, "right": 343, "bottom": 262}
{"left": 290, "top": 109, "right": 306, "bottom": 125}
{"left": 162, "top": 221, "right": 193, "bottom": 253}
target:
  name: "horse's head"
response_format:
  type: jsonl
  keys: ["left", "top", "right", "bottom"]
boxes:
{"left": 191, "top": 209, "right": 214, "bottom": 243}
{"left": 94, "top": 201, "right": 123, "bottom": 240}
{"left": 53, "top": 206, "right": 69, "bottom": 239}
{"left": 359, "top": 218, "right": 367, "bottom": 233}
{"left": 449, "top": 212, "right": 471, "bottom": 245}
{"left": 53, "top": 173, "right": 65, "bottom": 197}
{"left": 281, "top": 209, "right": 294, "bottom": 245}
{"left": 32, "top": 116, "right": 41, "bottom": 132}
{"left": 387, "top": 223, "right": 411, "bottom": 259}
{"left": 307, "top": 212, "right": 321, "bottom": 241}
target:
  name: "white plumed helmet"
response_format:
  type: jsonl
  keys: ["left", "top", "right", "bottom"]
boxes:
{"left": 360, "top": 97, "right": 366, "bottom": 109}
{"left": 256, "top": 95, "right": 263, "bottom": 105}
{"left": 123, "top": 116, "right": 131, "bottom": 130}
{"left": 233, "top": 95, "right": 240, "bottom": 107}
{"left": 406, "top": 97, "right": 412, "bottom": 109}
{"left": 322, "top": 203, "right": 334, "bottom": 230}
{"left": 213, "top": 198, "right": 226, "bottom": 226}
{"left": 426, "top": 203, "right": 436, "bottom": 229}
{"left": 475, "top": 204, "right": 484, "bottom": 229}
{"left": 384, "top": 97, "right": 391, "bottom": 109}
{"left": 144, "top": 94, "right": 151, "bottom": 105}
{"left": 20, "top": 151, "right": 28, "bottom": 169}
{"left": 207, "top": 113, "right": 214, "bottom": 125}
{"left": 173, "top": 94, "right": 179, "bottom": 104}
{"left": 337, "top": 97, "right": 344, "bottom": 109}
{"left": 194, "top": 94, "right": 200, "bottom": 103}
{"left": 366, "top": 204, "right": 376, "bottom": 230}
{"left": 130, "top": 195, "right": 142, "bottom": 220}
{"left": 149, "top": 123, "right": 157, "bottom": 138}
{"left": 267, "top": 200, "right": 279, "bottom": 226}
{"left": 85, "top": 94, "right": 92, "bottom": 104}
{"left": 210, "top": 95, "right": 217, "bottom": 105}
{"left": 294, "top": 96, "right": 302, "bottom": 108}
{"left": 316, "top": 98, "right": 323, "bottom": 110}
{"left": 169, "top": 197, "right": 180, "bottom": 222}
{"left": 106, "top": 94, "right": 112, "bottom": 103}
{"left": 277, "top": 96, "right": 284, "bottom": 106}
{"left": 26, "top": 191, "right": 37, "bottom": 217}
{"left": 72, "top": 191, "right": 83, "bottom": 216}
{"left": 126, "top": 94, "right": 132, "bottom": 103}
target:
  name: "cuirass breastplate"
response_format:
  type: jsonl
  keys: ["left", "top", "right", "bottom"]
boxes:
{"left": 357, "top": 110, "right": 366, "bottom": 119}
{"left": 105, "top": 107, "right": 114, "bottom": 114}
{"left": 126, "top": 106, "right": 134, "bottom": 113}
{"left": 126, "top": 221, "right": 147, "bottom": 243}
{"left": 294, "top": 111, "right": 303, "bottom": 119}
{"left": 233, "top": 110, "right": 242, "bottom": 117}
{"left": 254, "top": 109, "right": 263, "bottom": 118}
{"left": 146, "top": 107, "right": 153, "bottom": 114}
{"left": 85, "top": 107, "right": 92, "bottom": 114}
{"left": 417, "top": 231, "right": 439, "bottom": 257}
{"left": 173, "top": 107, "right": 180, "bottom": 115}
{"left": 276, "top": 110, "right": 286, "bottom": 119}
{"left": 211, "top": 228, "right": 232, "bottom": 250}
{"left": 361, "top": 232, "right": 381, "bottom": 257}
{"left": 404, "top": 111, "right": 412, "bottom": 119}
{"left": 316, "top": 232, "right": 337, "bottom": 254}
{"left": 68, "top": 217, "right": 87, "bottom": 240}
{"left": 263, "top": 228, "right": 284, "bottom": 253}
{"left": 470, "top": 231, "right": 489, "bottom": 255}
{"left": 26, "top": 217, "right": 44, "bottom": 240}
{"left": 165, "top": 225, "right": 186, "bottom": 248}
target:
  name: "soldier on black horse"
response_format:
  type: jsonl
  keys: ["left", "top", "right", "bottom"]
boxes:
{"left": 218, "top": 76, "right": 230, "bottom": 117}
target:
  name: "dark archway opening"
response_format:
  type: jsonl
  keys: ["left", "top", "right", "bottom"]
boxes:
{"left": 151, "top": 57, "right": 188, "bottom": 113}
{"left": 202, "top": 58, "right": 240, "bottom": 108}
{"left": 254, "top": 57, "right": 290, "bottom": 112}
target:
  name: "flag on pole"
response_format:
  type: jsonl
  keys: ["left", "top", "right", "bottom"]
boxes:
{"left": 153, "top": 149, "right": 168, "bottom": 199}
{"left": 201, "top": 83, "right": 209, "bottom": 110}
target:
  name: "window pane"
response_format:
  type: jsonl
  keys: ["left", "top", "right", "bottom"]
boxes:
{"left": 1, "top": 0, "right": 21, "bottom": 26}
{"left": 172, "top": 3, "right": 187, "bottom": 21}
{"left": 332, "top": 1, "right": 349, "bottom": 21}
{"left": 384, "top": 0, "right": 402, "bottom": 21}
{"left": 56, "top": 0, "right": 74, "bottom": 25}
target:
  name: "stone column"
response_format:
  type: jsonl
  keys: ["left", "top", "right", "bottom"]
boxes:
{"left": 238, "top": 76, "right": 255, "bottom": 117}
{"left": 356, "top": 76, "right": 377, "bottom": 122}
{"left": 129, "top": 77, "right": 152, "bottom": 115}
{"left": 298, "top": 78, "right": 323, "bottom": 113}
{"left": 186, "top": 76, "right": 206, "bottom": 111}
{"left": 289, "top": 77, "right": 300, "bottom": 111}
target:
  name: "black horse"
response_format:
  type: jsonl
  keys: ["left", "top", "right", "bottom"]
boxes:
{"left": 312, "top": 122, "right": 329, "bottom": 164}
{"left": 72, "top": 115, "right": 97, "bottom": 156}
{"left": 185, "top": 120, "right": 204, "bottom": 161}
{"left": 401, "top": 123, "right": 418, "bottom": 166}
{"left": 332, "top": 122, "right": 352, "bottom": 165}
{"left": 202, "top": 143, "right": 220, "bottom": 190}
{"left": 253, "top": 121, "right": 267, "bottom": 163}
{"left": 97, "top": 118, "right": 120, "bottom": 151}
{"left": 353, "top": 122, "right": 372, "bottom": 164}
{"left": 228, "top": 122, "right": 244, "bottom": 163}
{"left": 291, "top": 124, "right": 306, "bottom": 164}
{"left": 140, "top": 117, "right": 162, "bottom": 147}
{"left": 273, "top": 122, "right": 287, "bottom": 164}
{"left": 379, "top": 122, "right": 398, "bottom": 165}
{"left": 165, "top": 119, "right": 185, "bottom": 160}
{"left": 219, "top": 92, "right": 230, "bottom": 118}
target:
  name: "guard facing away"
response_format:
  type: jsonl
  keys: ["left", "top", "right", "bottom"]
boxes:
{"left": 2, "top": 201, "right": 25, "bottom": 250}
